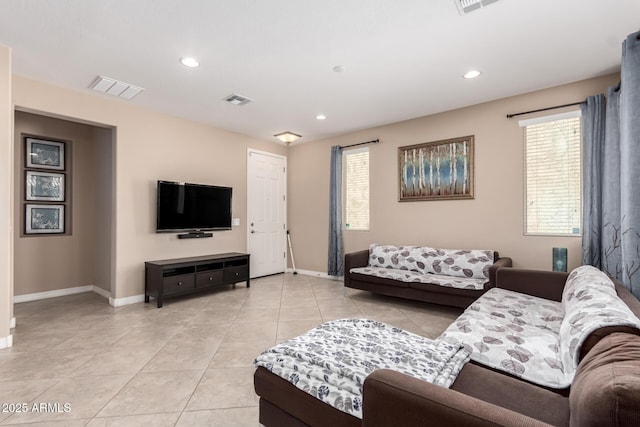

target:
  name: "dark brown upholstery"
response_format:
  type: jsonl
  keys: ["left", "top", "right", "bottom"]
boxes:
{"left": 451, "top": 363, "right": 569, "bottom": 426}
{"left": 254, "top": 366, "right": 359, "bottom": 427}
{"left": 495, "top": 268, "right": 568, "bottom": 302}
{"left": 363, "top": 369, "right": 550, "bottom": 427}
{"left": 255, "top": 268, "right": 640, "bottom": 426}
{"left": 570, "top": 332, "right": 640, "bottom": 427}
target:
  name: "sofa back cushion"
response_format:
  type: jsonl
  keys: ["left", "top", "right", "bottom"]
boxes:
{"left": 368, "top": 244, "right": 495, "bottom": 280}
{"left": 569, "top": 332, "right": 640, "bottom": 427}
{"left": 559, "top": 266, "right": 640, "bottom": 372}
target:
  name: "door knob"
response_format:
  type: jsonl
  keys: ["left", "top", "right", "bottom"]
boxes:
{"left": 251, "top": 230, "right": 255, "bottom": 234}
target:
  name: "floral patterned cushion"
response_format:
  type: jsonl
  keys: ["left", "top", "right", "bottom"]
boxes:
{"left": 254, "top": 319, "right": 470, "bottom": 419}
{"left": 368, "top": 244, "right": 494, "bottom": 280}
{"left": 559, "top": 265, "right": 640, "bottom": 372}
{"left": 440, "top": 266, "right": 640, "bottom": 389}
{"left": 439, "top": 288, "right": 570, "bottom": 387}
{"left": 350, "top": 266, "right": 487, "bottom": 290}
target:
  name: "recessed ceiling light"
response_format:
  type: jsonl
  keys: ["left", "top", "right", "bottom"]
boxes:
{"left": 316, "top": 114, "right": 327, "bottom": 120}
{"left": 333, "top": 65, "right": 345, "bottom": 73}
{"left": 180, "top": 57, "right": 200, "bottom": 68}
{"left": 463, "top": 70, "right": 481, "bottom": 79}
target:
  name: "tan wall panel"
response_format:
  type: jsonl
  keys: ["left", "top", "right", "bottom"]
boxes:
{"left": 13, "top": 75, "right": 287, "bottom": 299}
{"left": 288, "top": 74, "right": 619, "bottom": 273}
{"left": 92, "top": 127, "right": 114, "bottom": 293}
{"left": 13, "top": 112, "right": 105, "bottom": 295}
{"left": 0, "top": 44, "right": 12, "bottom": 340}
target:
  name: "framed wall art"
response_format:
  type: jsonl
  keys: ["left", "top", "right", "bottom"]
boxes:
{"left": 25, "top": 171, "right": 65, "bottom": 202}
{"left": 552, "top": 247, "right": 568, "bottom": 272}
{"left": 25, "top": 204, "right": 65, "bottom": 234}
{"left": 22, "top": 134, "right": 71, "bottom": 236}
{"left": 25, "top": 137, "right": 65, "bottom": 170}
{"left": 398, "top": 135, "right": 474, "bottom": 201}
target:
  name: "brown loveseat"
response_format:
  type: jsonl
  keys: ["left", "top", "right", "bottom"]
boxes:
{"left": 345, "top": 246, "right": 513, "bottom": 308}
{"left": 254, "top": 268, "right": 640, "bottom": 426}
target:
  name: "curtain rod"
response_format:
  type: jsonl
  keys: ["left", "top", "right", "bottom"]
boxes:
{"left": 341, "top": 139, "right": 379, "bottom": 148}
{"left": 506, "top": 101, "right": 584, "bottom": 119}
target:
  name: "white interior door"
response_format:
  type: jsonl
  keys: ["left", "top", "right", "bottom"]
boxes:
{"left": 247, "top": 149, "right": 286, "bottom": 278}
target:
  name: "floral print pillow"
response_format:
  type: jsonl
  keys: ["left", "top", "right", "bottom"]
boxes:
{"left": 559, "top": 265, "right": 640, "bottom": 371}
{"left": 368, "top": 244, "right": 494, "bottom": 280}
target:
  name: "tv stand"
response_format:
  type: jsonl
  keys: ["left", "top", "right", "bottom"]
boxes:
{"left": 177, "top": 231, "right": 213, "bottom": 239}
{"left": 144, "top": 252, "right": 250, "bottom": 307}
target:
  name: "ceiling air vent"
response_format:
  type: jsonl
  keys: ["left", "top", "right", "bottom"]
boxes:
{"left": 89, "top": 76, "right": 144, "bottom": 100}
{"left": 455, "top": 0, "right": 499, "bottom": 15}
{"left": 223, "top": 93, "right": 254, "bottom": 106}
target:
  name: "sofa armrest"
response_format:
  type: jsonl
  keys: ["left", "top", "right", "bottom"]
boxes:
{"left": 344, "top": 250, "right": 369, "bottom": 288}
{"left": 496, "top": 268, "right": 568, "bottom": 302}
{"left": 488, "top": 257, "right": 512, "bottom": 288}
{"left": 363, "top": 369, "right": 551, "bottom": 427}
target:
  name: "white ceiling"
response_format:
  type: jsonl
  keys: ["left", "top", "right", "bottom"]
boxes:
{"left": 0, "top": 1, "right": 638, "bottom": 143}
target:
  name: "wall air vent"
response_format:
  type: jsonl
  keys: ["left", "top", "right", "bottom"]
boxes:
{"left": 455, "top": 0, "right": 499, "bottom": 15}
{"left": 89, "top": 76, "right": 144, "bottom": 100}
{"left": 223, "top": 93, "right": 254, "bottom": 106}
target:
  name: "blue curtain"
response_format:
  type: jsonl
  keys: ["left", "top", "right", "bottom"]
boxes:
{"left": 581, "top": 94, "right": 606, "bottom": 268}
{"left": 328, "top": 145, "right": 344, "bottom": 276}
{"left": 582, "top": 31, "right": 640, "bottom": 297}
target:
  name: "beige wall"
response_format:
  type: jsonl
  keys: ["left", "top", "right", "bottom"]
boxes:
{"left": 0, "top": 45, "right": 13, "bottom": 343}
{"left": 288, "top": 74, "right": 620, "bottom": 273}
{"left": 13, "top": 111, "right": 113, "bottom": 295}
{"left": 93, "top": 127, "right": 115, "bottom": 293}
{"left": 13, "top": 75, "right": 287, "bottom": 299}
{"left": 7, "top": 67, "right": 618, "bottom": 306}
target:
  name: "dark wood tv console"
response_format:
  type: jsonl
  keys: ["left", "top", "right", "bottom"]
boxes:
{"left": 144, "top": 252, "right": 250, "bottom": 308}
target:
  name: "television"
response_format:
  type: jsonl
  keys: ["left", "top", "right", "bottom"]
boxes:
{"left": 156, "top": 181, "right": 232, "bottom": 233}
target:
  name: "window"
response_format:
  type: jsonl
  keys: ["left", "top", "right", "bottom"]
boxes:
{"left": 521, "top": 111, "right": 581, "bottom": 236}
{"left": 343, "top": 147, "right": 370, "bottom": 230}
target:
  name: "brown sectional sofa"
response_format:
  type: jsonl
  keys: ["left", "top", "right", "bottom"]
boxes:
{"left": 254, "top": 268, "right": 640, "bottom": 426}
{"left": 345, "top": 247, "right": 513, "bottom": 308}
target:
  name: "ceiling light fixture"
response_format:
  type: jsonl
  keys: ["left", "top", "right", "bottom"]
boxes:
{"left": 274, "top": 131, "right": 302, "bottom": 144}
{"left": 222, "top": 93, "right": 254, "bottom": 106}
{"left": 180, "top": 57, "right": 200, "bottom": 68}
{"left": 463, "top": 70, "right": 481, "bottom": 79}
{"left": 316, "top": 114, "right": 327, "bottom": 120}
{"left": 332, "top": 65, "right": 345, "bottom": 73}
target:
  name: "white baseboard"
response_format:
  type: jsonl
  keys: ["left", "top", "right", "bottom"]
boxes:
{"left": 0, "top": 334, "right": 13, "bottom": 349}
{"left": 286, "top": 268, "right": 343, "bottom": 281}
{"left": 14, "top": 285, "right": 96, "bottom": 303}
{"left": 92, "top": 286, "right": 111, "bottom": 300}
{"left": 109, "top": 294, "right": 145, "bottom": 307}
{"left": 12, "top": 284, "right": 146, "bottom": 308}
{"left": 10, "top": 317, "right": 16, "bottom": 329}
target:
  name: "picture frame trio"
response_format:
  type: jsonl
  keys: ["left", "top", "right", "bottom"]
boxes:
{"left": 23, "top": 136, "right": 68, "bottom": 235}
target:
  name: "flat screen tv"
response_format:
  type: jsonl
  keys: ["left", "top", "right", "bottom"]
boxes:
{"left": 156, "top": 181, "right": 232, "bottom": 232}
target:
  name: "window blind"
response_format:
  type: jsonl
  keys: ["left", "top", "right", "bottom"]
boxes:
{"left": 524, "top": 115, "right": 581, "bottom": 235}
{"left": 344, "top": 148, "right": 370, "bottom": 230}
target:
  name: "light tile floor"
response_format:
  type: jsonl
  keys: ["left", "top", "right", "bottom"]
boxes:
{"left": 1, "top": 273, "right": 462, "bottom": 426}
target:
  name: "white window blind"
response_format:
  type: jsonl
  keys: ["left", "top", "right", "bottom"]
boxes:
{"left": 522, "top": 113, "right": 582, "bottom": 235}
{"left": 344, "top": 147, "right": 370, "bottom": 230}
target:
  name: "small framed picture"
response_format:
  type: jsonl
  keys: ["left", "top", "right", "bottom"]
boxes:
{"left": 25, "top": 137, "right": 65, "bottom": 170}
{"left": 552, "top": 247, "right": 568, "bottom": 272}
{"left": 25, "top": 171, "right": 65, "bottom": 202}
{"left": 25, "top": 204, "right": 65, "bottom": 234}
